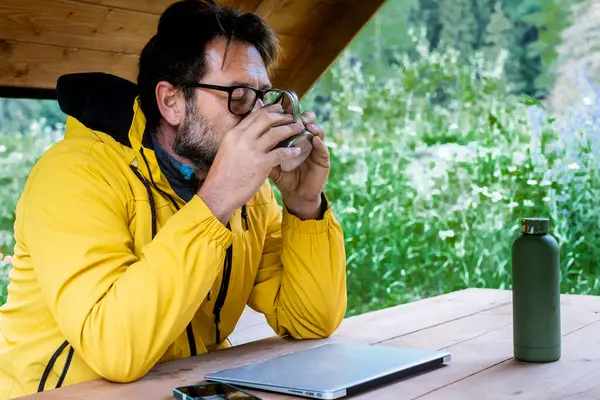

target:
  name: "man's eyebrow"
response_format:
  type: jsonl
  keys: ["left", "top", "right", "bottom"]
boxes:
{"left": 229, "top": 80, "right": 272, "bottom": 90}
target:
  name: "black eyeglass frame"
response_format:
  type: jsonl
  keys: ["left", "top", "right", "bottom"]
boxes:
{"left": 183, "top": 82, "right": 286, "bottom": 117}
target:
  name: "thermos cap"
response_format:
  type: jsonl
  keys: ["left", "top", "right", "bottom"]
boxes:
{"left": 521, "top": 218, "right": 549, "bottom": 234}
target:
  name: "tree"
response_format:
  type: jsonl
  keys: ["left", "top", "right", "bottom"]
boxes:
{"left": 438, "top": 0, "right": 479, "bottom": 55}
{"left": 484, "top": 1, "right": 513, "bottom": 56}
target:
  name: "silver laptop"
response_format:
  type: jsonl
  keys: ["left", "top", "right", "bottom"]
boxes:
{"left": 205, "top": 342, "right": 451, "bottom": 399}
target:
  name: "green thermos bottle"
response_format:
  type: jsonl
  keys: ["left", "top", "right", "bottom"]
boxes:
{"left": 511, "top": 217, "right": 561, "bottom": 362}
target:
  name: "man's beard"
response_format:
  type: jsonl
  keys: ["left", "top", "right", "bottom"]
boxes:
{"left": 172, "top": 100, "right": 219, "bottom": 173}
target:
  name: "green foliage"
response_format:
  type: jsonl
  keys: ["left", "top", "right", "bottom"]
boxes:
{"left": 522, "top": 0, "right": 583, "bottom": 93}
{"left": 0, "top": 98, "right": 64, "bottom": 135}
{"left": 438, "top": 0, "right": 479, "bottom": 55}
{"left": 484, "top": 1, "right": 513, "bottom": 58}
{"left": 341, "top": 0, "right": 580, "bottom": 100}
{"left": 301, "top": 31, "right": 600, "bottom": 316}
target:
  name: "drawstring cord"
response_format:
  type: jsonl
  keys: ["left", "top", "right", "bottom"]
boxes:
{"left": 37, "top": 340, "right": 73, "bottom": 392}
{"left": 241, "top": 204, "right": 249, "bottom": 230}
{"left": 135, "top": 148, "right": 237, "bottom": 347}
{"left": 130, "top": 158, "right": 198, "bottom": 357}
{"left": 38, "top": 146, "right": 244, "bottom": 392}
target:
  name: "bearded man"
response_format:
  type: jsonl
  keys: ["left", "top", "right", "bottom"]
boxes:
{"left": 0, "top": 1, "right": 347, "bottom": 398}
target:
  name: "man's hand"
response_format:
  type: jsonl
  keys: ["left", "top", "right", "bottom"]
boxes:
{"left": 198, "top": 104, "right": 305, "bottom": 224}
{"left": 269, "top": 111, "right": 330, "bottom": 220}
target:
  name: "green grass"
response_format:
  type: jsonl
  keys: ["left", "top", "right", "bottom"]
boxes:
{"left": 2, "top": 32, "right": 600, "bottom": 316}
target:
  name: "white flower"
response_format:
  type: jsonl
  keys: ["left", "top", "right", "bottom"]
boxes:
{"left": 583, "top": 97, "right": 592, "bottom": 106}
{"left": 0, "top": 145, "right": 5, "bottom": 153}
{"left": 347, "top": 105, "right": 363, "bottom": 114}
{"left": 439, "top": 230, "right": 455, "bottom": 240}
{"left": 449, "top": 123, "right": 459, "bottom": 130}
{"left": 568, "top": 163, "right": 581, "bottom": 170}
{"left": 527, "top": 179, "right": 538, "bottom": 185}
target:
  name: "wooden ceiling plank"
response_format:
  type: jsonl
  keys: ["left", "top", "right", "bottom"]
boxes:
{"left": 0, "top": 0, "right": 303, "bottom": 57}
{"left": 221, "top": 0, "right": 264, "bottom": 13}
{"left": 0, "top": 0, "right": 157, "bottom": 55}
{"left": 0, "top": 40, "right": 138, "bottom": 89}
{"left": 283, "top": 0, "right": 388, "bottom": 98}
{"left": 0, "top": 38, "right": 292, "bottom": 91}
{"left": 71, "top": 0, "right": 177, "bottom": 15}
{"left": 0, "top": 0, "right": 382, "bottom": 98}
{"left": 72, "top": 0, "right": 264, "bottom": 15}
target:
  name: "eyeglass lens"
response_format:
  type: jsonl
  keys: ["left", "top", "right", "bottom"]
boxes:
{"left": 263, "top": 90, "right": 293, "bottom": 114}
{"left": 229, "top": 88, "right": 294, "bottom": 116}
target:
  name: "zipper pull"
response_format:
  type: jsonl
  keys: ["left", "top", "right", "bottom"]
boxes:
{"left": 207, "top": 288, "right": 212, "bottom": 301}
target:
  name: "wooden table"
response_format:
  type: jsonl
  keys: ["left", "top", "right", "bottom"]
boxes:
{"left": 22, "top": 288, "right": 600, "bottom": 399}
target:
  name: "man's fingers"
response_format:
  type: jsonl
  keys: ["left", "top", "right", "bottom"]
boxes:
{"left": 266, "top": 146, "right": 302, "bottom": 167}
{"left": 305, "top": 123, "right": 325, "bottom": 141}
{"left": 258, "top": 123, "right": 304, "bottom": 151}
{"left": 237, "top": 103, "right": 290, "bottom": 131}
{"left": 301, "top": 111, "right": 317, "bottom": 125}
{"left": 310, "top": 136, "right": 330, "bottom": 167}
{"left": 247, "top": 111, "right": 295, "bottom": 139}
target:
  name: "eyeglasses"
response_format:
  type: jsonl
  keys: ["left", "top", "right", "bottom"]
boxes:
{"left": 183, "top": 82, "right": 289, "bottom": 117}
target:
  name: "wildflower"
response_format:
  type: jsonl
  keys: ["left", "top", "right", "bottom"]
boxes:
{"left": 439, "top": 230, "right": 455, "bottom": 240}
{"left": 347, "top": 105, "right": 363, "bottom": 114}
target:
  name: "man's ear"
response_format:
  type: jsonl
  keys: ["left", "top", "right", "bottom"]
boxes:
{"left": 155, "top": 81, "right": 186, "bottom": 127}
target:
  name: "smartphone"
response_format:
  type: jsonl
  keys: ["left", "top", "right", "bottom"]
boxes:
{"left": 173, "top": 382, "right": 262, "bottom": 400}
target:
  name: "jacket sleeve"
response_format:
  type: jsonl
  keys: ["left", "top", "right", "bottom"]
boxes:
{"left": 246, "top": 188, "right": 347, "bottom": 339}
{"left": 20, "top": 151, "right": 233, "bottom": 383}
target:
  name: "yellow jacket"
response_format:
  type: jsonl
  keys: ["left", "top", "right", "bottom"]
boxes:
{"left": 0, "top": 73, "right": 347, "bottom": 399}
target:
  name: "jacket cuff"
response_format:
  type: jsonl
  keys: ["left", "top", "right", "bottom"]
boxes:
{"left": 187, "top": 195, "right": 234, "bottom": 248}
{"left": 282, "top": 193, "right": 334, "bottom": 234}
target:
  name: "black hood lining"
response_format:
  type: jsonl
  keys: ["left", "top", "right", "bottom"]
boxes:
{"left": 56, "top": 72, "right": 140, "bottom": 148}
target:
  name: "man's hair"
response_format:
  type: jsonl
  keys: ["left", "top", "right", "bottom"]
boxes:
{"left": 137, "top": 0, "right": 280, "bottom": 133}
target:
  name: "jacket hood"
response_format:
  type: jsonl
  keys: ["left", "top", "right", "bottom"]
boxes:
{"left": 56, "top": 72, "right": 143, "bottom": 149}
{"left": 55, "top": 72, "right": 202, "bottom": 202}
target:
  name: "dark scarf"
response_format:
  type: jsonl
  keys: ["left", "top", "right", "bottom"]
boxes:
{"left": 150, "top": 132, "right": 200, "bottom": 203}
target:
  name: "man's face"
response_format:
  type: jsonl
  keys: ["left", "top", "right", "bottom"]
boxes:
{"left": 173, "top": 37, "right": 272, "bottom": 173}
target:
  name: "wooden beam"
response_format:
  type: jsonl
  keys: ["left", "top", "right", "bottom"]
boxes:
{"left": 255, "top": 0, "right": 349, "bottom": 38}
{"left": 0, "top": 86, "right": 56, "bottom": 99}
{"left": 283, "top": 0, "right": 388, "bottom": 99}
{"left": 0, "top": 40, "right": 138, "bottom": 89}
{"left": 272, "top": 34, "right": 312, "bottom": 73}
{"left": 72, "top": 0, "right": 263, "bottom": 15}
